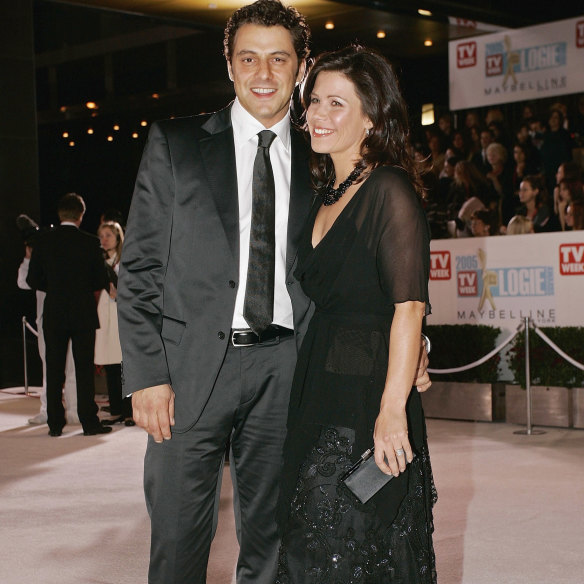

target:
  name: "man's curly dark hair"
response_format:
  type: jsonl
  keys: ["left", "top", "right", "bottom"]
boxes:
{"left": 223, "top": 0, "right": 310, "bottom": 64}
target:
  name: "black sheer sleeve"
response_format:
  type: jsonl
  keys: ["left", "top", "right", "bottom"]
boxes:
{"left": 368, "top": 167, "right": 431, "bottom": 314}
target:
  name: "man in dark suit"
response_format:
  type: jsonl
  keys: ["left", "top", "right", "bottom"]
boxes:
{"left": 27, "top": 193, "right": 111, "bottom": 437}
{"left": 118, "top": 2, "right": 430, "bottom": 583}
{"left": 471, "top": 128, "right": 494, "bottom": 175}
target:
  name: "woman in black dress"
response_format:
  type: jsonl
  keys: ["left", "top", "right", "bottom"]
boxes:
{"left": 276, "top": 46, "right": 437, "bottom": 583}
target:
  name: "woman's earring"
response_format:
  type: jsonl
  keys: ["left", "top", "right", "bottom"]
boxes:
{"left": 365, "top": 128, "right": 371, "bottom": 137}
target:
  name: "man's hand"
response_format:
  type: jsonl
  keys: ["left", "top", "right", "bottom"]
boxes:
{"left": 132, "top": 384, "right": 175, "bottom": 443}
{"left": 108, "top": 282, "right": 117, "bottom": 300}
{"left": 414, "top": 341, "right": 431, "bottom": 393}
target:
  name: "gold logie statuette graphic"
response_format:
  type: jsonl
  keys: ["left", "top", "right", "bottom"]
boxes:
{"left": 477, "top": 248, "right": 497, "bottom": 311}
{"left": 502, "top": 35, "right": 520, "bottom": 88}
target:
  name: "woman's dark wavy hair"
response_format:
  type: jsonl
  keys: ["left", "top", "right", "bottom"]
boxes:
{"left": 224, "top": 0, "right": 311, "bottom": 63}
{"left": 454, "top": 160, "right": 489, "bottom": 191}
{"left": 301, "top": 45, "right": 423, "bottom": 197}
{"left": 522, "top": 174, "right": 549, "bottom": 208}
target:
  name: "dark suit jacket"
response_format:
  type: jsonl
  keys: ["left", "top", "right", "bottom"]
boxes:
{"left": 471, "top": 151, "right": 492, "bottom": 176}
{"left": 27, "top": 225, "right": 107, "bottom": 331}
{"left": 117, "top": 105, "right": 315, "bottom": 432}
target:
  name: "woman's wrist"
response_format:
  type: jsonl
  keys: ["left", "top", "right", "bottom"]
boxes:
{"left": 380, "top": 392, "right": 407, "bottom": 412}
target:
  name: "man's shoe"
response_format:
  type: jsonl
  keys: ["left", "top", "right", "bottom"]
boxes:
{"left": 29, "top": 413, "right": 48, "bottom": 425}
{"left": 48, "top": 428, "right": 62, "bottom": 437}
{"left": 83, "top": 424, "right": 113, "bottom": 436}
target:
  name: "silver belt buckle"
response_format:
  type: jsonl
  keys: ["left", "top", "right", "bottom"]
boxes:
{"left": 231, "top": 329, "right": 256, "bottom": 347}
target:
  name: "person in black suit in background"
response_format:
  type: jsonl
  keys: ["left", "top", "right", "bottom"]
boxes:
{"left": 27, "top": 193, "right": 111, "bottom": 437}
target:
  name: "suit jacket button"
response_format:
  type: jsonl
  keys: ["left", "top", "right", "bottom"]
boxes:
{"left": 218, "top": 331, "right": 225, "bottom": 340}
{"left": 228, "top": 280, "right": 236, "bottom": 288}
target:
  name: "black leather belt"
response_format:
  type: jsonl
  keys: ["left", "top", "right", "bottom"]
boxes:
{"left": 231, "top": 325, "right": 294, "bottom": 347}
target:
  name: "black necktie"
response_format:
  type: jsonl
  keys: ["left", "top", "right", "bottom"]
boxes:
{"left": 244, "top": 130, "right": 277, "bottom": 336}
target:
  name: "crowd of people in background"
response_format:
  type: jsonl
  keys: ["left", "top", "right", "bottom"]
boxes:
{"left": 418, "top": 96, "right": 584, "bottom": 238}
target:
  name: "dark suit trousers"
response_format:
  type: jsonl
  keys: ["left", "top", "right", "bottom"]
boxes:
{"left": 144, "top": 334, "right": 296, "bottom": 584}
{"left": 44, "top": 326, "right": 100, "bottom": 432}
{"left": 104, "top": 363, "right": 132, "bottom": 418}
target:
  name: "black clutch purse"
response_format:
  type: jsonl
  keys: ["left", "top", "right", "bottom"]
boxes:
{"left": 339, "top": 447, "right": 415, "bottom": 504}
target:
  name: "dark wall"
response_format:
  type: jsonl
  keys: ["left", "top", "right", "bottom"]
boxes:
{"left": 0, "top": 0, "right": 41, "bottom": 387}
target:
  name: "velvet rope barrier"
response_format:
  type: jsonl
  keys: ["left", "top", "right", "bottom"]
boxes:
{"left": 532, "top": 323, "right": 584, "bottom": 371}
{"left": 427, "top": 321, "right": 525, "bottom": 375}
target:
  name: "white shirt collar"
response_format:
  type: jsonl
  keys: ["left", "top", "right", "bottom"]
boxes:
{"left": 231, "top": 98, "right": 291, "bottom": 152}
{"left": 60, "top": 221, "right": 78, "bottom": 228}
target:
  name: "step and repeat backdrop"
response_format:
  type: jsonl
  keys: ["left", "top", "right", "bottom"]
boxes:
{"left": 428, "top": 231, "right": 584, "bottom": 329}
{"left": 449, "top": 16, "right": 584, "bottom": 110}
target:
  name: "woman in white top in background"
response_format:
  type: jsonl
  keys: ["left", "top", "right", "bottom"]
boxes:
{"left": 95, "top": 221, "right": 134, "bottom": 426}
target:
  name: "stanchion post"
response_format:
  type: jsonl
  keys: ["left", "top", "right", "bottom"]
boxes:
{"left": 22, "top": 316, "right": 29, "bottom": 396}
{"left": 515, "top": 316, "right": 545, "bottom": 436}
{"left": 525, "top": 316, "right": 532, "bottom": 435}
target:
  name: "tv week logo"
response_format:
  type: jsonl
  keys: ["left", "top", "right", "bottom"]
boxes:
{"left": 457, "top": 42, "right": 477, "bottom": 68}
{"left": 486, "top": 53, "right": 503, "bottom": 76}
{"left": 577, "top": 21, "right": 584, "bottom": 48}
{"left": 457, "top": 271, "right": 478, "bottom": 296}
{"left": 430, "top": 251, "right": 451, "bottom": 280}
{"left": 559, "top": 244, "right": 584, "bottom": 274}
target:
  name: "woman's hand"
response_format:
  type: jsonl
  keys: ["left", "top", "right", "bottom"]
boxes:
{"left": 374, "top": 300, "right": 425, "bottom": 477}
{"left": 108, "top": 282, "right": 117, "bottom": 300}
{"left": 374, "top": 404, "right": 413, "bottom": 477}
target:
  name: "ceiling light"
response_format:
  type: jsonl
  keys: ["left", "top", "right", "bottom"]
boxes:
{"left": 141, "top": 120, "right": 148, "bottom": 127}
{"left": 421, "top": 103, "right": 435, "bottom": 126}
{"left": 107, "top": 136, "right": 114, "bottom": 142}
{"left": 113, "top": 124, "right": 120, "bottom": 131}
{"left": 132, "top": 133, "right": 139, "bottom": 139}
{"left": 418, "top": 9, "right": 432, "bottom": 17}
{"left": 87, "top": 128, "right": 94, "bottom": 135}
{"left": 62, "top": 132, "right": 69, "bottom": 138}
{"left": 424, "top": 39, "right": 433, "bottom": 47}
{"left": 68, "top": 141, "right": 75, "bottom": 147}
{"left": 59, "top": 106, "right": 67, "bottom": 113}
{"left": 152, "top": 93, "right": 160, "bottom": 99}
{"left": 85, "top": 101, "right": 98, "bottom": 110}
{"left": 377, "top": 31, "right": 386, "bottom": 39}
{"left": 325, "top": 21, "right": 334, "bottom": 30}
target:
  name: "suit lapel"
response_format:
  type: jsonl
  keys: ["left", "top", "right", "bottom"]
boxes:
{"left": 199, "top": 106, "right": 239, "bottom": 262}
{"left": 287, "top": 129, "right": 313, "bottom": 276}
{"left": 198, "top": 110, "right": 313, "bottom": 275}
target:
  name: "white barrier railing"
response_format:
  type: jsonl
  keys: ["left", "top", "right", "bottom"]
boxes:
{"left": 426, "top": 317, "right": 584, "bottom": 435}
{"left": 532, "top": 324, "right": 584, "bottom": 371}
{"left": 24, "top": 319, "right": 39, "bottom": 338}
{"left": 427, "top": 322, "right": 525, "bottom": 375}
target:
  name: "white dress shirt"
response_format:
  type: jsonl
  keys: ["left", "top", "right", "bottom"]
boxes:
{"left": 230, "top": 98, "right": 294, "bottom": 330}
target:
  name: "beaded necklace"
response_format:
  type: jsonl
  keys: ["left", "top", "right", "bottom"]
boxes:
{"left": 322, "top": 163, "right": 365, "bottom": 206}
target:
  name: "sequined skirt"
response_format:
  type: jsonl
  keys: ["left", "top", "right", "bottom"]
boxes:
{"left": 276, "top": 427, "right": 437, "bottom": 584}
